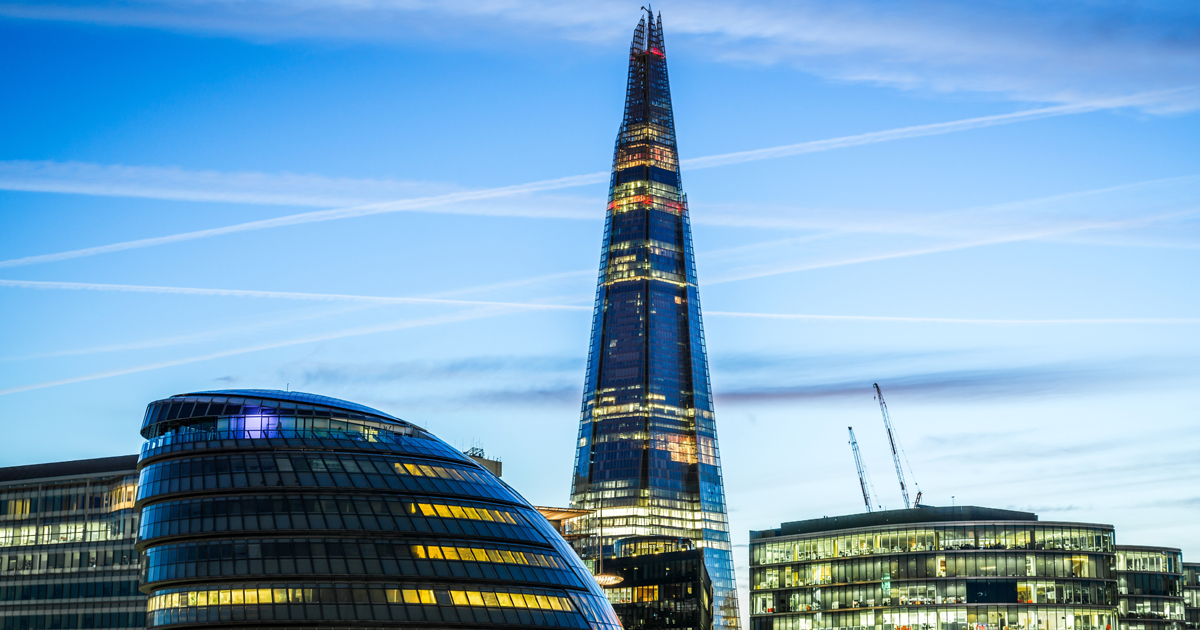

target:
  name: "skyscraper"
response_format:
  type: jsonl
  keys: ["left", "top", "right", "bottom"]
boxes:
{"left": 569, "top": 11, "right": 740, "bottom": 630}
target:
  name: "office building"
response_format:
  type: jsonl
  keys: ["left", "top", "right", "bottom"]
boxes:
{"left": 0, "top": 455, "right": 146, "bottom": 630}
{"left": 135, "top": 389, "right": 621, "bottom": 630}
{"left": 749, "top": 507, "right": 1120, "bottom": 630}
{"left": 567, "top": 10, "right": 739, "bottom": 630}
{"left": 603, "top": 536, "right": 712, "bottom": 630}
{"left": 1115, "top": 546, "right": 1185, "bottom": 630}
{"left": 1182, "top": 563, "right": 1198, "bottom": 630}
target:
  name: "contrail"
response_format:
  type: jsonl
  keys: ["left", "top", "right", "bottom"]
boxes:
{"left": 679, "top": 97, "right": 1143, "bottom": 170}
{"left": 0, "top": 306, "right": 518, "bottom": 396}
{"left": 705, "top": 208, "right": 1200, "bottom": 285}
{"left": 0, "top": 172, "right": 608, "bottom": 269}
{"left": 0, "top": 270, "right": 597, "bottom": 363}
{"left": 0, "top": 99, "right": 1142, "bottom": 270}
{"left": 0, "top": 279, "right": 591, "bottom": 311}
{"left": 707, "top": 312, "right": 1200, "bottom": 325}
{"left": 2, "top": 278, "right": 1195, "bottom": 325}
{"left": 0, "top": 302, "right": 376, "bottom": 362}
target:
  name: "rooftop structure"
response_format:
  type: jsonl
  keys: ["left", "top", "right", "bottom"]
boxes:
{"left": 753, "top": 507, "right": 1039, "bottom": 539}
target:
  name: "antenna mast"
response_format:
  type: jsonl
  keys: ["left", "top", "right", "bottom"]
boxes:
{"left": 874, "top": 383, "right": 917, "bottom": 508}
{"left": 848, "top": 426, "right": 874, "bottom": 512}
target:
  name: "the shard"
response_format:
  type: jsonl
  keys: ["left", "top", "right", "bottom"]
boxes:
{"left": 569, "top": 11, "right": 741, "bottom": 630}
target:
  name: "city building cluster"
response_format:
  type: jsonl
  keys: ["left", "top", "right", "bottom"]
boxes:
{"left": 0, "top": 11, "right": 1194, "bottom": 630}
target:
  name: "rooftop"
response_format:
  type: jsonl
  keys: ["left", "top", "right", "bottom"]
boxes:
{"left": 181, "top": 389, "right": 399, "bottom": 420}
{"left": 535, "top": 506, "right": 592, "bottom": 521}
{"left": 1114, "top": 544, "right": 1183, "bottom": 553}
{"left": 752, "top": 506, "right": 1041, "bottom": 539}
{"left": 0, "top": 454, "right": 139, "bottom": 484}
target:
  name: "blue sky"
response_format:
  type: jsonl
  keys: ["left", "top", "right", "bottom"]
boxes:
{"left": 1, "top": 0, "right": 1199, "bottom": 614}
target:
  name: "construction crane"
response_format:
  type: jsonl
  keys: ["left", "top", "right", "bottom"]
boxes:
{"left": 847, "top": 427, "right": 875, "bottom": 512}
{"left": 874, "top": 383, "right": 921, "bottom": 508}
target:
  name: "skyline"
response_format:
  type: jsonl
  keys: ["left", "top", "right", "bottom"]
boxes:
{"left": 2, "top": 1, "right": 1199, "bottom": 623}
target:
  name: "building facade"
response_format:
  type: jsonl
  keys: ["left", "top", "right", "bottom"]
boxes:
{"left": 567, "top": 10, "right": 739, "bottom": 630}
{"left": 603, "top": 537, "right": 712, "bottom": 630}
{"left": 749, "top": 507, "right": 1119, "bottom": 630}
{"left": 135, "top": 389, "right": 621, "bottom": 630}
{"left": 1115, "top": 546, "right": 1185, "bottom": 630}
{"left": 0, "top": 455, "right": 146, "bottom": 630}
{"left": 1182, "top": 564, "right": 1198, "bottom": 630}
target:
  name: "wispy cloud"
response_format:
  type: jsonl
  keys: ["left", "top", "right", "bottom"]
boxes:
{"left": 280, "top": 354, "right": 1195, "bottom": 410}
{"left": 2, "top": 1, "right": 1196, "bottom": 111}
{"left": 0, "top": 306, "right": 520, "bottom": 396}
{"left": 0, "top": 101, "right": 1151, "bottom": 269}
{"left": 4, "top": 278, "right": 1197, "bottom": 325}
{"left": 0, "top": 302, "right": 376, "bottom": 362}
{"left": 713, "top": 359, "right": 1187, "bottom": 404}
{"left": 290, "top": 356, "right": 582, "bottom": 386}
{"left": 397, "top": 386, "right": 580, "bottom": 410}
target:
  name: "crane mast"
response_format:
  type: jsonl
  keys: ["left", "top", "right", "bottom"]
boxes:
{"left": 847, "top": 427, "right": 873, "bottom": 512}
{"left": 874, "top": 383, "right": 912, "bottom": 509}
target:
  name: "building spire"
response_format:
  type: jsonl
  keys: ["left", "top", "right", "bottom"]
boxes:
{"left": 630, "top": 14, "right": 646, "bottom": 55}
{"left": 570, "top": 10, "right": 740, "bottom": 630}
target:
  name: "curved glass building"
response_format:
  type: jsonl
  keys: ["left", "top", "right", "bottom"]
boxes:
{"left": 1114, "top": 546, "right": 1184, "bottom": 630}
{"left": 749, "top": 507, "right": 1119, "bottom": 630}
{"left": 134, "top": 389, "right": 621, "bottom": 630}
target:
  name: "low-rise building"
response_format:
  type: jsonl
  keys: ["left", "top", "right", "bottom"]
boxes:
{"left": 0, "top": 455, "right": 146, "bottom": 630}
{"left": 1115, "top": 546, "right": 1185, "bottom": 630}
{"left": 750, "top": 507, "right": 1119, "bottom": 630}
{"left": 1182, "top": 563, "right": 1199, "bottom": 630}
{"left": 601, "top": 536, "right": 712, "bottom": 630}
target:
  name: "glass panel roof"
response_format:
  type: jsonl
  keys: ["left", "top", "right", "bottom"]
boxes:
{"left": 184, "top": 389, "right": 399, "bottom": 420}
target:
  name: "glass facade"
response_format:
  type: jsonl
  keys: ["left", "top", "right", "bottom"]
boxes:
{"left": 749, "top": 508, "right": 1119, "bottom": 630}
{"left": 1182, "top": 564, "right": 1198, "bottom": 630}
{"left": 603, "top": 537, "right": 712, "bottom": 630}
{"left": 135, "top": 389, "right": 621, "bottom": 630}
{"left": 569, "top": 11, "right": 739, "bottom": 630}
{"left": 1114, "top": 546, "right": 1185, "bottom": 630}
{"left": 0, "top": 455, "right": 146, "bottom": 630}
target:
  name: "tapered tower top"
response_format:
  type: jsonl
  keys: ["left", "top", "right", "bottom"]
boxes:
{"left": 569, "top": 10, "right": 740, "bottom": 630}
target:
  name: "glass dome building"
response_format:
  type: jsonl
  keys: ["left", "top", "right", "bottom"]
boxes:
{"left": 134, "top": 389, "right": 622, "bottom": 630}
